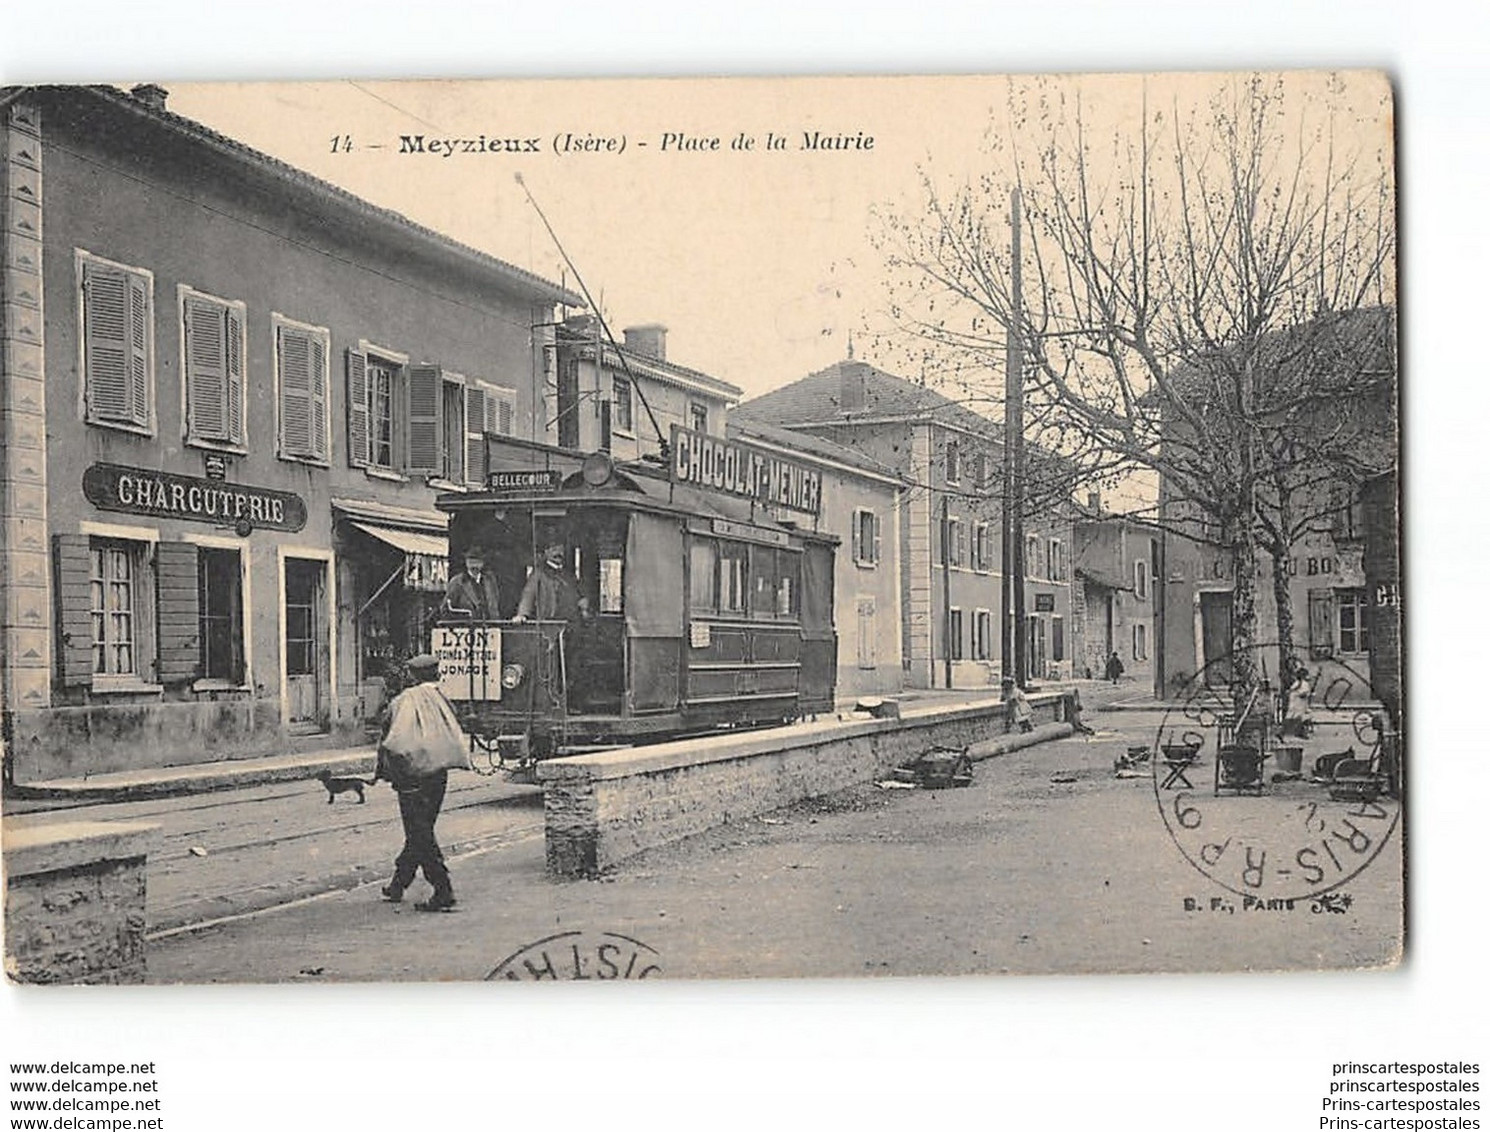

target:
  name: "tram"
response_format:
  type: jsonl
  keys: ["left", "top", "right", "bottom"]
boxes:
{"left": 432, "top": 442, "right": 838, "bottom": 763}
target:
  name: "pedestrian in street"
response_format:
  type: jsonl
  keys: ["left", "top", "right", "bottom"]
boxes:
{"left": 1105, "top": 650, "right": 1125, "bottom": 685}
{"left": 1007, "top": 684, "right": 1034, "bottom": 733}
{"left": 374, "top": 653, "right": 471, "bottom": 912}
{"left": 1066, "top": 686, "right": 1096, "bottom": 736}
{"left": 443, "top": 546, "right": 503, "bottom": 621}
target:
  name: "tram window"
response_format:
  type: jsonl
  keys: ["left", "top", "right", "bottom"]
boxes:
{"left": 750, "top": 544, "right": 777, "bottom": 618}
{"left": 778, "top": 551, "right": 801, "bottom": 618}
{"left": 599, "top": 557, "right": 623, "bottom": 614}
{"left": 689, "top": 539, "right": 717, "bottom": 612}
{"left": 718, "top": 541, "right": 748, "bottom": 615}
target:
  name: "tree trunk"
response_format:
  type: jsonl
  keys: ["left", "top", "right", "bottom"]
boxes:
{"left": 1271, "top": 545, "right": 1295, "bottom": 672}
{"left": 1230, "top": 522, "right": 1262, "bottom": 721}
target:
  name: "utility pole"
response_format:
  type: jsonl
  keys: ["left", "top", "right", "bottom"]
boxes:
{"left": 1002, "top": 187, "right": 1027, "bottom": 693}
{"left": 941, "top": 493, "right": 953, "bottom": 690}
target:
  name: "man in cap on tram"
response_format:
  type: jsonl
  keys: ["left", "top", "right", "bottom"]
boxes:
{"left": 513, "top": 540, "right": 590, "bottom": 624}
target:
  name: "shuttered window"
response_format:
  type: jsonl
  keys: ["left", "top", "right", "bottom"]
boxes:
{"left": 80, "top": 255, "right": 153, "bottom": 431}
{"left": 465, "top": 383, "right": 488, "bottom": 486}
{"left": 852, "top": 508, "right": 881, "bottom": 567}
{"left": 54, "top": 533, "right": 158, "bottom": 686}
{"left": 275, "top": 316, "right": 329, "bottom": 462}
{"left": 155, "top": 540, "right": 200, "bottom": 684}
{"left": 406, "top": 364, "right": 442, "bottom": 474}
{"left": 183, "top": 291, "right": 246, "bottom": 447}
{"left": 346, "top": 349, "right": 370, "bottom": 468}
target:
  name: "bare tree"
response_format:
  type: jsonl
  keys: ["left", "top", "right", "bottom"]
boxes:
{"left": 878, "top": 72, "right": 1396, "bottom": 713}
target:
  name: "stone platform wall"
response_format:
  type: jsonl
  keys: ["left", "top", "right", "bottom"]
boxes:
{"left": 4, "top": 822, "right": 159, "bottom": 984}
{"left": 538, "top": 693, "right": 1071, "bottom": 878}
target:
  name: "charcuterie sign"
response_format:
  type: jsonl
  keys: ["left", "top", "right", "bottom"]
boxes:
{"left": 82, "top": 463, "right": 307, "bottom": 532}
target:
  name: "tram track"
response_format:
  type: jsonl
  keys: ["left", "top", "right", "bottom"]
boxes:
{"left": 146, "top": 817, "right": 546, "bottom": 940}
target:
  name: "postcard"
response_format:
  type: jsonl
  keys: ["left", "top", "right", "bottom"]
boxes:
{"left": 0, "top": 72, "right": 1401, "bottom": 985}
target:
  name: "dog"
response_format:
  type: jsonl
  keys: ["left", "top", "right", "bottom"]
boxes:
{"left": 317, "top": 770, "right": 375, "bottom": 804}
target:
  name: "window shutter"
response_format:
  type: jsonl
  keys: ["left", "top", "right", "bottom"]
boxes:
{"left": 345, "top": 348, "right": 369, "bottom": 467}
{"left": 226, "top": 307, "right": 244, "bottom": 443}
{"left": 1307, "top": 588, "right": 1335, "bottom": 659}
{"left": 128, "top": 272, "right": 150, "bottom": 424}
{"left": 83, "top": 263, "right": 133, "bottom": 422}
{"left": 53, "top": 534, "right": 95, "bottom": 687}
{"left": 156, "top": 541, "right": 200, "bottom": 684}
{"left": 309, "top": 334, "right": 327, "bottom": 460}
{"left": 466, "top": 384, "right": 488, "bottom": 486}
{"left": 185, "top": 296, "right": 228, "bottom": 441}
{"left": 279, "top": 327, "right": 314, "bottom": 458}
{"left": 406, "top": 364, "right": 442, "bottom": 474}
{"left": 497, "top": 396, "right": 514, "bottom": 436}
{"left": 873, "top": 513, "right": 882, "bottom": 565}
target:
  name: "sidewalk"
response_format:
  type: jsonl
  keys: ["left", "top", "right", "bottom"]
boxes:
{"left": 5, "top": 745, "right": 382, "bottom": 806}
{"left": 5, "top": 685, "right": 1039, "bottom": 806}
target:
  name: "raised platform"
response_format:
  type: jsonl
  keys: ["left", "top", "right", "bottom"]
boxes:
{"left": 4, "top": 820, "right": 161, "bottom": 984}
{"left": 537, "top": 692, "right": 1073, "bottom": 877}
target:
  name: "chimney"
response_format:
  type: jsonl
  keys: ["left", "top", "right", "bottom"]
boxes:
{"left": 839, "top": 361, "right": 868, "bottom": 413}
{"left": 622, "top": 324, "right": 667, "bottom": 360}
{"left": 1087, "top": 491, "right": 1102, "bottom": 514}
{"left": 130, "top": 84, "right": 169, "bottom": 111}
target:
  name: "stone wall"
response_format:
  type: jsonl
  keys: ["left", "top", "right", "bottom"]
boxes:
{"left": 539, "top": 693, "right": 1070, "bottom": 877}
{"left": 4, "top": 821, "right": 159, "bottom": 984}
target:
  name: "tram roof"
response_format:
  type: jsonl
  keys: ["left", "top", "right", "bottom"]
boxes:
{"left": 438, "top": 464, "right": 838, "bottom": 545}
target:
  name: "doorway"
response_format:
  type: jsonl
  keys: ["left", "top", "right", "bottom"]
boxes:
{"left": 1199, "top": 589, "right": 1234, "bottom": 687}
{"left": 284, "top": 557, "right": 328, "bottom": 732}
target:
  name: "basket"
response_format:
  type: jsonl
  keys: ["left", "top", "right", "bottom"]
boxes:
{"left": 1218, "top": 745, "right": 1263, "bottom": 787}
{"left": 1274, "top": 745, "right": 1304, "bottom": 775}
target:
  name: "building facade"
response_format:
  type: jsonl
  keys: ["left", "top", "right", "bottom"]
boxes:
{"left": 1072, "top": 501, "right": 1157, "bottom": 690}
{"left": 1154, "top": 309, "right": 1397, "bottom": 702}
{"left": 738, "top": 360, "right": 1073, "bottom": 690}
{"left": 0, "top": 86, "right": 577, "bottom": 784}
{"left": 550, "top": 317, "right": 738, "bottom": 459}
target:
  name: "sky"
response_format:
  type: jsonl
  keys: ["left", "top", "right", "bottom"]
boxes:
{"left": 161, "top": 71, "right": 1392, "bottom": 408}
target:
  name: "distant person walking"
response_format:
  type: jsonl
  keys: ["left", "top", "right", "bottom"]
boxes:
{"left": 374, "top": 654, "right": 471, "bottom": 912}
{"left": 1105, "top": 651, "right": 1125, "bottom": 685}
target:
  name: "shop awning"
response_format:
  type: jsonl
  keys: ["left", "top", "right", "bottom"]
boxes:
{"left": 347, "top": 521, "right": 447, "bottom": 558}
{"left": 344, "top": 520, "right": 450, "bottom": 604}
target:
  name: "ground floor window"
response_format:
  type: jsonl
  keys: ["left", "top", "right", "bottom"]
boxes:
{"left": 90, "top": 540, "right": 138, "bottom": 676}
{"left": 1052, "top": 614, "right": 1065, "bottom": 663}
{"left": 973, "top": 609, "right": 992, "bottom": 660}
{"left": 1337, "top": 588, "right": 1369, "bottom": 654}
{"left": 1132, "top": 621, "right": 1147, "bottom": 661}
{"left": 198, "top": 546, "right": 244, "bottom": 683}
{"left": 949, "top": 607, "right": 964, "bottom": 661}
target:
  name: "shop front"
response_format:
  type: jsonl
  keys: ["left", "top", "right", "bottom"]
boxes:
{"left": 333, "top": 499, "right": 450, "bottom": 729}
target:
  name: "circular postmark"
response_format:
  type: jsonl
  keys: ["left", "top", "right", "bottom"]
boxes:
{"left": 1151, "top": 645, "right": 1401, "bottom": 901}
{"left": 486, "top": 930, "right": 662, "bottom": 981}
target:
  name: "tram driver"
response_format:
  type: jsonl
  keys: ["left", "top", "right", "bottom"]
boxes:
{"left": 513, "top": 541, "right": 591, "bottom": 624}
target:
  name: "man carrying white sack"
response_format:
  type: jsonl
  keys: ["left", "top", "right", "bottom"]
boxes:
{"left": 374, "top": 654, "right": 472, "bottom": 912}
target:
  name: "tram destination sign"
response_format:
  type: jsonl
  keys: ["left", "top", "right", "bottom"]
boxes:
{"left": 488, "top": 468, "right": 563, "bottom": 492}
{"left": 670, "top": 425, "right": 822, "bottom": 516}
{"left": 82, "top": 463, "right": 307, "bottom": 532}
